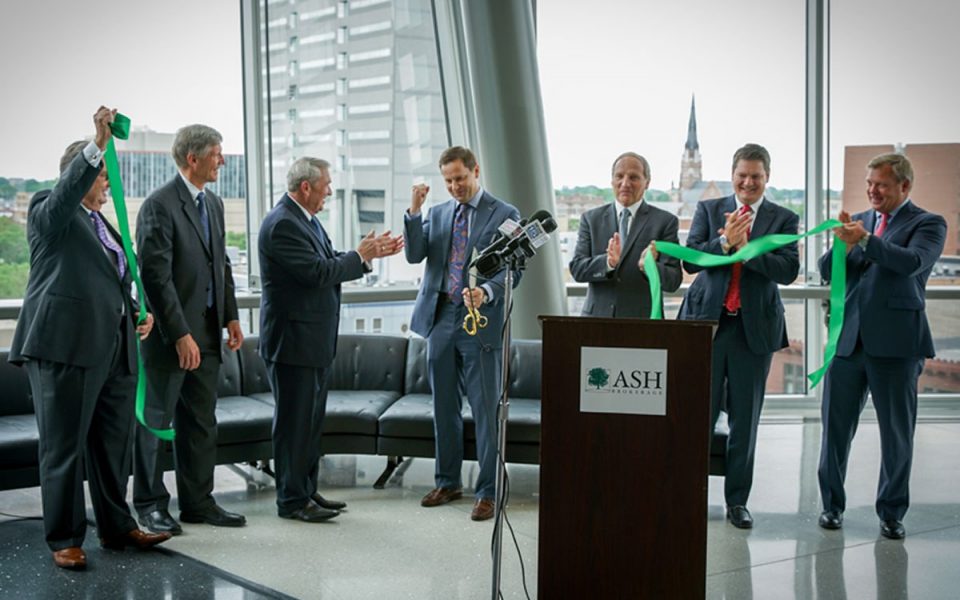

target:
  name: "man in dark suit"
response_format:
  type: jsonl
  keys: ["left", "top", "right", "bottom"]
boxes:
{"left": 816, "top": 153, "right": 946, "bottom": 539}
{"left": 570, "top": 152, "right": 682, "bottom": 316}
{"left": 258, "top": 157, "right": 401, "bottom": 522}
{"left": 678, "top": 143, "right": 800, "bottom": 529}
{"left": 9, "top": 106, "right": 171, "bottom": 569}
{"left": 404, "top": 146, "right": 521, "bottom": 521}
{"left": 134, "top": 124, "right": 245, "bottom": 533}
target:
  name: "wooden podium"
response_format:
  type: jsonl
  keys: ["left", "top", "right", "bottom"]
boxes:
{"left": 537, "top": 316, "right": 714, "bottom": 599}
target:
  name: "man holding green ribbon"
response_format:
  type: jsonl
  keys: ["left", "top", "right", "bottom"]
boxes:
{"left": 816, "top": 153, "right": 946, "bottom": 540}
{"left": 9, "top": 106, "right": 172, "bottom": 569}
{"left": 678, "top": 143, "right": 800, "bottom": 529}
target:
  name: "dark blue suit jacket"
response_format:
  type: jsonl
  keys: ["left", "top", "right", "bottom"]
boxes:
{"left": 10, "top": 153, "right": 138, "bottom": 372}
{"left": 258, "top": 194, "right": 367, "bottom": 368}
{"left": 404, "top": 191, "right": 521, "bottom": 346}
{"left": 678, "top": 195, "right": 800, "bottom": 355}
{"left": 819, "top": 201, "right": 946, "bottom": 359}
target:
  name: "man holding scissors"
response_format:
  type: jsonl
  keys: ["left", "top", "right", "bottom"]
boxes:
{"left": 404, "top": 146, "right": 521, "bottom": 521}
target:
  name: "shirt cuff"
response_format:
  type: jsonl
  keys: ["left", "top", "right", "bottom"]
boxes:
{"left": 82, "top": 141, "right": 103, "bottom": 167}
{"left": 481, "top": 283, "right": 494, "bottom": 303}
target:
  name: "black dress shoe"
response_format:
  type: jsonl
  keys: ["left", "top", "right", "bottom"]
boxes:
{"left": 180, "top": 504, "right": 246, "bottom": 527}
{"left": 139, "top": 509, "right": 183, "bottom": 535}
{"left": 312, "top": 493, "right": 347, "bottom": 511}
{"left": 880, "top": 519, "right": 905, "bottom": 540}
{"left": 818, "top": 510, "right": 843, "bottom": 530}
{"left": 280, "top": 501, "right": 339, "bottom": 523}
{"left": 726, "top": 505, "right": 753, "bottom": 529}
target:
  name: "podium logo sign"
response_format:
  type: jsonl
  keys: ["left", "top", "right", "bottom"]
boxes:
{"left": 580, "top": 346, "right": 667, "bottom": 415}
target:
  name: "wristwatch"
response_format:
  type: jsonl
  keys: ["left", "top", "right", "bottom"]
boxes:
{"left": 719, "top": 234, "right": 731, "bottom": 254}
{"left": 858, "top": 232, "right": 870, "bottom": 250}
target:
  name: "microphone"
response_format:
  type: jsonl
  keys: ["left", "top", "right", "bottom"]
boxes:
{"left": 471, "top": 210, "right": 557, "bottom": 278}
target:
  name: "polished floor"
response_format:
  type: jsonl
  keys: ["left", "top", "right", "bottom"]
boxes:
{"left": 1, "top": 421, "right": 959, "bottom": 599}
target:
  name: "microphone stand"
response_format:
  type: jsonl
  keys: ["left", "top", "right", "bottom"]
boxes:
{"left": 491, "top": 256, "right": 521, "bottom": 600}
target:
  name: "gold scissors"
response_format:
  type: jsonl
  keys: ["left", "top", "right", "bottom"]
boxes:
{"left": 462, "top": 252, "right": 488, "bottom": 335}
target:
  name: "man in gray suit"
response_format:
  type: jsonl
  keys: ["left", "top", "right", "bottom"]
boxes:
{"left": 570, "top": 152, "right": 682, "bottom": 316}
{"left": 10, "top": 106, "right": 171, "bottom": 569}
{"left": 258, "top": 157, "right": 401, "bottom": 522}
{"left": 134, "top": 124, "right": 245, "bottom": 533}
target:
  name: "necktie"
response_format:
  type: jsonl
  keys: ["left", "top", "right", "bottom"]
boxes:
{"left": 447, "top": 203, "right": 469, "bottom": 304}
{"left": 875, "top": 212, "right": 890, "bottom": 237}
{"left": 197, "top": 191, "right": 211, "bottom": 246}
{"left": 310, "top": 216, "right": 332, "bottom": 256}
{"left": 90, "top": 211, "right": 126, "bottom": 279}
{"left": 197, "top": 192, "right": 213, "bottom": 308}
{"left": 723, "top": 204, "right": 753, "bottom": 313}
{"left": 619, "top": 208, "right": 631, "bottom": 242}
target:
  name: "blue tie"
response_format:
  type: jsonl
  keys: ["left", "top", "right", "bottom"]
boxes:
{"left": 310, "top": 217, "right": 332, "bottom": 255}
{"left": 619, "top": 208, "right": 631, "bottom": 241}
{"left": 197, "top": 192, "right": 213, "bottom": 308}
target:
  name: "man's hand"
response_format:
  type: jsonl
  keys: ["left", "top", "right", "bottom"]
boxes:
{"left": 356, "top": 230, "right": 379, "bottom": 262}
{"left": 226, "top": 320, "right": 243, "bottom": 351}
{"left": 175, "top": 333, "right": 201, "bottom": 371}
{"left": 410, "top": 183, "right": 429, "bottom": 215}
{"left": 462, "top": 286, "right": 486, "bottom": 308}
{"left": 136, "top": 312, "right": 155, "bottom": 341}
{"left": 606, "top": 232, "right": 622, "bottom": 268}
{"left": 833, "top": 210, "right": 867, "bottom": 251}
{"left": 369, "top": 231, "right": 405, "bottom": 259}
{"left": 93, "top": 106, "right": 117, "bottom": 151}
{"left": 722, "top": 209, "right": 752, "bottom": 249}
{"left": 638, "top": 241, "right": 658, "bottom": 273}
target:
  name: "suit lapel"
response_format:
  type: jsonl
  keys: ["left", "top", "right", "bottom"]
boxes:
{"left": 466, "top": 193, "right": 494, "bottom": 255}
{"left": 282, "top": 195, "right": 329, "bottom": 257}
{"left": 80, "top": 209, "right": 125, "bottom": 281}
{"left": 881, "top": 202, "right": 915, "bottom": 240}
{"left": 176, "top": 178, "right": 212, "bottom": 258}
{"left": 621, "top": 201, "right": 650, "bottom": 259}
{"left": 750, "top": 199, "right": 775, "bottom": 239}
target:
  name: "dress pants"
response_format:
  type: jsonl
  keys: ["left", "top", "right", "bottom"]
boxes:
{"left": 818, "top": 342, "right": 923, "bottom": 521}
{"left": 26, "top": 324, "right": 138, "bottom": 551}
{"left": 264, "top": 360, "right": 329, "bottom": 514}
{"left": 427, "top": 297, "right": 501, "bottom": 499}
{"left": 711, "top": 312, "right": 773, "bottom": 508}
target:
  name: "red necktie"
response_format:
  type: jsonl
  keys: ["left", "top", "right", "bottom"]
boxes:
{"left": 875, "top": 212, "right": 889, "bottom": 237}
{"left": 723, "top": 204, "right": 753, "bottom": 313}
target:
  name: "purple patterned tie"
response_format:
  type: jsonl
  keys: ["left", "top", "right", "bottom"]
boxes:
{"left": 447, "top": 203, "right": 469, "bottom": 304}
{"left": 90, "top": 211, "right": 126, "bottom": 279}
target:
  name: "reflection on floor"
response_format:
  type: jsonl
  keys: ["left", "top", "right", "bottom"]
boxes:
{"left": 1, "top": 421, "right": 959, "bottom": 599}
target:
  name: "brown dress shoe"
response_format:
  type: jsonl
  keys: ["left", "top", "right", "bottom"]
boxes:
{"left": 471, "top": 498, "right": 495, "bottom": 521}
{"left": 421, "top": 487, "right": 463, "bottom": 507}
{"left": 101, "top": 528, "right": 172, "bottom": 550}
{"left": 53, "top": 547, "right": 86, "bottom": 569}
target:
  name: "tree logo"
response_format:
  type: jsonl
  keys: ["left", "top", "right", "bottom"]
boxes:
{"left": 587, "top": 367, "right": 610, "bottom": 390}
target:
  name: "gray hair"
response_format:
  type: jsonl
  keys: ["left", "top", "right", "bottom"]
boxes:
{"left": 59, "top": 140, "right": 88, "bottom": 174}
{"left": 172, "top": 124, "right": 222, "bottom": 169}
{"left": 867, "top": 152, "right": 914, "bottom": 184}
{"left": 287, "top": 157, "right": 331, "bottom": 192}
{"left": 732, "top": 143, "right": 771, "bottom": 176}
{"left": 611, "top": 152, "right": 651, "bottom": 181}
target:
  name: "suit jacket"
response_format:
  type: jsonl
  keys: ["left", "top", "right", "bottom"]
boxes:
{"left": 137, "top": 175, "right": 238, "bottom": 368}
{"left": 678, "top": 195, "right": 800, "bottom": 355}
{"left": 10, "top": 153, "right": 137, "bottom": 372}
{"left": 258, "top": 194, "right": 367, "bottom": 368}
{"left": 569, "top": 201, "right": 682, "bottom": 318}
{"left": 819, "top": 202, "right": 946, "bottom": 359}
{"left": 404, "top": 191, "right": 521, "bottom": 346}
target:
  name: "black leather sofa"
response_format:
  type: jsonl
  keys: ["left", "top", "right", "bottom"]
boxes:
{"left": 0, "top": 336, "right": 727, "bottom": 492}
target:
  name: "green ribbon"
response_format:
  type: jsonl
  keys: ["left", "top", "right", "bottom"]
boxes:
{"left": 104, "top": 114, "right": 175, "bottom": 441}
{"left": 642, "top": 218, "right": 845, "bottom": 388}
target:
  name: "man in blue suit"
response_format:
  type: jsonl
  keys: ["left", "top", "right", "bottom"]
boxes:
{"left": 404, "top": 146, "right": 521, "bottom": 521}
{"left": 259, "top": 157, "right": 401, "bottom": 522}
{"left": 678, "top": 143, "right": 800, "bottom": 529}
{"left": 817, "top": 153, "right": 946, "bottom": 539}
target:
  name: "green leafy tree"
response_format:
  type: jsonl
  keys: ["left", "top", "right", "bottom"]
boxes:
{"left": 587, "top": 367, "right": 609, "bottom": 390}
{"left": 0, "top": 217, "right": 29, "bottom": 264}
{"left": 0, "top": 263, "right": 30, "bottom": 299}
{"left": 225, "top": 231, "right": 247, "bottom": 251}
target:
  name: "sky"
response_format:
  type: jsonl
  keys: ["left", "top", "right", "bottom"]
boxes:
{"left": 1, "top": 0, "right": 958, "bottom": 192}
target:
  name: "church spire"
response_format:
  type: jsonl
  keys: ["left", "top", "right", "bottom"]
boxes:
{"left": 685, "top": 95, "right": 699, "bottom": 152}
{"left": 679, "top": 93, "right": 702, "bottom": 190}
